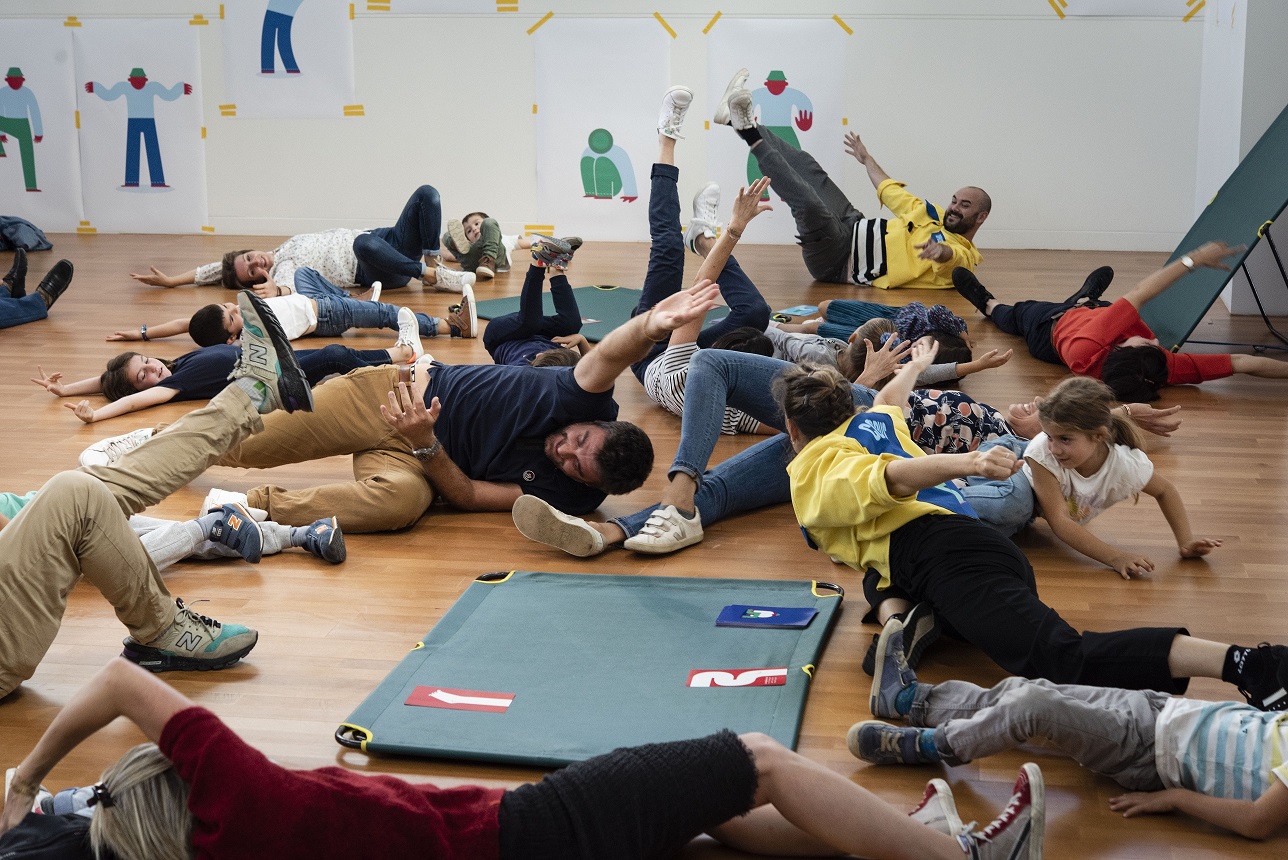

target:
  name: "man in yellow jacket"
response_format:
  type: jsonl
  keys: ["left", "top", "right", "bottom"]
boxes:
{"left": 716, "top": 70, "right": 988, "bottom": 289}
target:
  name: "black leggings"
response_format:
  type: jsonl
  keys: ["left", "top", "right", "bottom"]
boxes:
{"left": 864, "top": 514, "right": 1187, "bottom": 693}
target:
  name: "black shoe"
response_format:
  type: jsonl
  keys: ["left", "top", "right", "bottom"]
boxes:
{"left": 952, "top": 267, "right": 994, "bottom": 316}
{"left": 35, "top": 259, "right": 73, "bottom": 309}
{"left": 3, "top": 247, "right": 27, "bottom": 297}
{"left": 1235, "top": 643, "right": 1288, "bottom": 711}
{"left": 1063, "top": 265, "right": 1114, "bottom": 306}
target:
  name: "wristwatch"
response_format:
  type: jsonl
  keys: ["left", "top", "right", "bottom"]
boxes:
{"left": 1180, "top": 255, "right": 1195, "bottom": 272}
{"left": 413, "top": 439, "right": 442, "bottom": 462}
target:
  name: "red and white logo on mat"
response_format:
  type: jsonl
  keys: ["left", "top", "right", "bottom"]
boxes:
{"left": 406, "top": 685, "right": 515, "bottom": 713}
{"left": 686, "top": 667, "right": 788, "bottom": 688}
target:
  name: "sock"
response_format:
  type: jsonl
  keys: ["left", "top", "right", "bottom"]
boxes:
{"left": 419, "top": 261, "right": 428, "bottom": 277}
{"left": 194, "top": 512, "right": 223, "bottom": 541}
{"left": 917, "top": 729, "right": 941, "bottom": 763}
{"left": 232, "top": 377, "right": 276, "bottom": 414}
{"left": 674, "top": 507, "right": 696, "bottom": 519}
{"left": 735, "top": 126, "right": 762, "bottom": 146}
{"left": 1223, "top": 645, "right": 1254, "bottom": 684}
{"left": 895, "top": 683, "right": 918, "bottom": 717}
{"left": 288, "top": 525, "right": 311, "bottom": 547}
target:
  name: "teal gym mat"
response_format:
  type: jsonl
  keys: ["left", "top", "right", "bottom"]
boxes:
{"left": 337, "top": 570, "right": 843, "bottom": 766}
{"left": 1141, "top": 101, "right": 1288, "bottom": 350}
{"left": 474, "top": 286, "right": 729, "bottom": 343}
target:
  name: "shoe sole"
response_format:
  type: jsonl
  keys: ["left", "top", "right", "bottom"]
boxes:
{"left": 476, "top": 266, "right": 495, "bottom": 280}
{"left": 1022, "top": 762, "right": 1045, "bottom": 860}
{"left": 240, "top": 291, "right": 314, "bottom": 412}
{"left": 462, "top": 284, "right": 478, "bottom": 338}
{"left": 659, "top": 85, "right": 693, "bottom": 138}
{"left": 903, "top": 603, "right": 941, "bottom": 670}
{"left": 868, "top": 617, "right": 904, "bottom": 718}
{"left": 446, "top": 220, "right": 471, "bottom": 255}
{"left": 531, "top": 235, "right": 572, "bottom": 267}
{"left": 713, "top": 68, "right": 749, "bottom": 125}
{"left": 512, "top": 495, "right": 604, "bottom": 557}
{"left": 121, "top": 632, "right": 258, "bottom": 672}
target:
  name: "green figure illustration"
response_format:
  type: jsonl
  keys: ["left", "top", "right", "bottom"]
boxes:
{"left": 747, "top": 69, "right": 814, "bottom": 196}
{"left": 580, "top": 128, "right": 638, "bottom": 202}
{"left": 0, "top": 66, "right": 43, "bottom": 192}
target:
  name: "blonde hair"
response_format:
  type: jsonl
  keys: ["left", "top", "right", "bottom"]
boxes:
{"left": 773, "top": 363, "right": 860, "bottom": 441}
{"left": 89, "top": 744, "right": 194, "bottom": 860}
{"left": 1038, "top": 377, "right": 1143, "bottom": 450}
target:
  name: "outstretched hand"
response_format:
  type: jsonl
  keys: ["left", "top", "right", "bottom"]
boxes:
{"left": 66, "top": 400, "right": 95, "bottom": 424}
{"left": 1179, "top": 537, "right": 1222, "bottom": 558}
{"left": 843, "top": 131, "right": 869, "bottom": 164}
{"left": 31, "top": 366, "right": 66, "bottom": 396}
{"left": 1109, "top": 552, "right": 1154, "bottom": 580}
{"left": 973, "top": 348, "right": 1013, "bottom": 371}
{"left": 1126, "top": 403, "right": 1181, "bottom": 437}
{"left": 905, "top": 337, "right": 939, "bottom": 373}
{"left": 130, "top": 266, "right": 175, "bottom": 288}
{"left": 729, "top": 177, "right": 772, "bottom": 229}
{"left": 645, "top": 280, "right": 722, "bottom": 338}
{"left": 915, "top": 239, "right": 953, "bottom": 263}
{"left": 853, "top": 336, "right": 911, "bottom": 386}
{"left": 1108, "top": 790, "right": 1177, "bottom": 818}
{"left": 107, "top": 329, "right": 141, "bottom": 342}
{"left": 379, "top": 384, "right": 439, "bottom": 449}
{"left": 1186, "top": 241, "right": 1247, "bottom": 271}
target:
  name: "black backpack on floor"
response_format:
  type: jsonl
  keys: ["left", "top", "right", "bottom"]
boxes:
{"left": 0, "top": 813, "right": 96, "bottom": 860}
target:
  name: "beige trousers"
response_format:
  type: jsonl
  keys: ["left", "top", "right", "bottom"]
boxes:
{"left": 221, "top": 366, "right": 434, "bottom": 533}
{"left": 0, "top": 387, "right": 263, "bottom": 697}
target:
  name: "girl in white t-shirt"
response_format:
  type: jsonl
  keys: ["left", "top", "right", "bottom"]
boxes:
{"left": 1022, "top": 376, "right": 1221, "bottom": 578}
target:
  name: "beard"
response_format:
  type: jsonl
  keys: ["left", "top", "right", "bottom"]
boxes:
{"left": 943, "top": 212, "right": 974, "bottom": 234}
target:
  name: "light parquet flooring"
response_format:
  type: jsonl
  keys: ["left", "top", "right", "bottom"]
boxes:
{"left": 2, "top": 234, "right": 1287, "bottom": 858}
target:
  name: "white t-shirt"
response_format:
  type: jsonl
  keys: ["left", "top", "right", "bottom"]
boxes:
{"left": 1155, "top": 697, "right": 1288, "bottom": 800}
{"left": 265, "top": 293, "right": 318, "bottom": 340}
{"left": 1021, "top": 434, "right": 1153, "bottom": 524}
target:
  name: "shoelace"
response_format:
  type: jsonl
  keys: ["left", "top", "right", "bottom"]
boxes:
{"left": 176, "top": 598, "right": 222, "bottom": 633}
{"left": 99, "top": 432, "right": 147, "bottom": 461}
{"left": 975, "top": 782, "right": 1027, "bottom": 841}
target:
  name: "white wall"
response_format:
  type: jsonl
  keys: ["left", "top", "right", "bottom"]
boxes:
{"left": 4, "top": 1, "right": 1210, "bottom": 250}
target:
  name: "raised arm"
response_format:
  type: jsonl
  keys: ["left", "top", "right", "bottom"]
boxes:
{"left": 843, "top": 131, "right": 891, "bottom": 191}
{"left": 573, "top": 280, "right": 722, "bottom": 394}
{"left": 1123, "top": 241, "right": 1244, "bottom": 311}
{"left": 1, "top": 658, "right": 190, "bottom": 838}
{"left": 670, "top": 178, "right": 773, "bottom": 347}
{"left": 379, "top": 385, "right": 522, "bottom": 512}
{"left": 873, "top": 339, "right": 938, "bottom": 410}
{"left": 107, "top": 318, "right": 191, "bottom": 342}
{"left": 31, "top": 367, "right": 101, "bottom": 397}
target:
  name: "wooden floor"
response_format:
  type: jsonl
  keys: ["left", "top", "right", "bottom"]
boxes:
{"left": 3, "top": 234, "right": 1287, "bottom": 858}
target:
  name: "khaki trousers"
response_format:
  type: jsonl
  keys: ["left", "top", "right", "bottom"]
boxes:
{"left": 0, "top": 387, "right": 263, "bottom": 697}
{"left": 221, "top": 366, "right": 434, "bottom": 533}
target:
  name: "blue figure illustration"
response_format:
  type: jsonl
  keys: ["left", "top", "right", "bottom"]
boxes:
{"left": 262, "top": 0, "right": 303, "bottom": 75}
{"left": 748, "top": 69, "right": 814, "bottom": 193}
{"left": 0, "top": 66, "right": 43, "bottom": 192}
{"left": 580, "top": 128, "right": 638, "bottom": 202}
{"left": 85, "top": 68, "right": 192, "bottom": 189}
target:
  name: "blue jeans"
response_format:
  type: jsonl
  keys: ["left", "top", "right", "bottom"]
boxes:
{"left": 353, "top": 185, "right": 442, "bottom": 288}
{"left": 0, "top": 293, "right": 48, "bottom": 329}
{"left": 610, "top": 350, "right": 876, "bottom": 538}
{"left": 261, "top": 9, "right": 299, "bottom": 73}
{"left": 296, "top": 344, "right": 392, "bottom": 384}
{"left": 817, "top": 299, "right": 899, "bottom": 341}
{"left": 629, "top": 164, "right": 771, "bottom": 383}
{"left": 958, "top": 435, "right": 1035, "bottom": 536}
{"left": 294, "top": 268, "right": 439, "bottom": 337}
{"left": 124, "top": 117, "right": 164, "bottom": 186}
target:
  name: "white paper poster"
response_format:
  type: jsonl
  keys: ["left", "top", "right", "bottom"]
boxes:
{"left": 0, "top": 20, "right": 85, "bottom": 231}
{"left": 221, "top": 0, "right": 357, "bottom": 119}
{"left": 74, "top": 19, "right": 207, "bottom": 233}
{"left": 535, "top": 18, "right": 670, "bottom": 241}
{"left": 706, "top": 19, "right": 847, "bottom": 245}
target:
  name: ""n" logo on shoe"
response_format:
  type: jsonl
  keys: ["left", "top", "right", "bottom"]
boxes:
{"left": 175, "top": 631, "right": 204, "bottom": 651}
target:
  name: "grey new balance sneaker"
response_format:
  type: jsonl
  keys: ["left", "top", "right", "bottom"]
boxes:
{"left": 122, "top": 598, "right": 258, "bottom": 672}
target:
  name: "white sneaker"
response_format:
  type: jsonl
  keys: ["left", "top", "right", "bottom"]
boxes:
{"left": 79, "top": 427, "right": 154, "bottom": 467}
{"left": 395, "top": 306, "right": 425, "bottom": 363}
{"left": 727, "top": 88, "right": 756, "bottom": 131}
{"left": 431, "top": 265, "right": 475, "bottom": 294}
{"left": 512, "top": 495, "right": 606, "bottom": 557}
{"left": 657, "top": 85, "right": 694, "bottom": 140}
{"left": 369, "top": 281, "right": 382, "bottom": 303}
{"left": 910, "top": 778, "right": 969, "bottom": 837}
{"left": 685, "top": 181, "right": 721, "bottom": 255}
{"left": 200, "top": 488, "right": 268, "bottom": 522}
{"left": 713, "top": 68, "right": 750, "bottom": 126}
{"left": 622, "top": 505, "right": 703, "bottom": 554}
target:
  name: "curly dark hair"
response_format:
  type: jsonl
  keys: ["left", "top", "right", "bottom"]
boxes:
{"left": 592, "top": 421, "right": 653, "bottom": 494}
{"left": 708, "top": 326, "right": 774, "bottom": 357}
{"left": 189, "top": 304, "right": 235, "bottom": 347}
{"left": 1101, "top": 345, "right": 1169, "bottom": 402}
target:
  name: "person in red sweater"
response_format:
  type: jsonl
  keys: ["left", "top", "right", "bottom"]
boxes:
{"left": 954, "top": 241, "right": 1288, "bottom": 401}
{"left": 1, "top": 658, "right": 1043, "bottom": 860}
